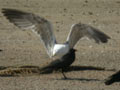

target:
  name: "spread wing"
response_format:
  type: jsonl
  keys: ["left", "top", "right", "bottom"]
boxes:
{"left": 2, "top": 8, "right": 57, "bottom": 58}
{"left": 66, "top": 23, "right": 110, "bottom": 48}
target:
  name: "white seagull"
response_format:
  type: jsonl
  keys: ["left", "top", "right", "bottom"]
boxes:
{"left": 2, "top": 8, "right": 110, "bottom": 59}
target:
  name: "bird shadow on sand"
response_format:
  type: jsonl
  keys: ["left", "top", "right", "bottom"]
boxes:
{"left": 0, "top": 65, "right": 116, "bottom": 82}
{"left": 104, "top": 70, "right": 120, "bottom": 85}
{"left": 0, "top": 65, "right": 116, "bottom": 76}
{"left": 64, "top": 65, "right": 116, "bottom": 72}
{"left": 55, "top": 77, "right": 100, "bottom": 82}
{"left": 55, "top": 66, "right": 116, "bottom": 82}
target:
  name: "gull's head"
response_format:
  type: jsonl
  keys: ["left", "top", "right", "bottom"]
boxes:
{"left": 52, "top": 44, "right": 69, "bottom": 57}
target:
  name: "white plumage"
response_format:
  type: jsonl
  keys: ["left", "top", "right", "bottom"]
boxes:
{"left": 52, "top": 44, "right": 69, "bottom": 57}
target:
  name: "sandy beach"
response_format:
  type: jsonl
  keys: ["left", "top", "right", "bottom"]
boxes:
{"left": 0, "top": 0, "right": 120, "bottom": 89}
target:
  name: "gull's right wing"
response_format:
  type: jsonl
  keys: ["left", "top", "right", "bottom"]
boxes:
{"left": 2, "top": 8, "right": 57, "bottom": 58}
{"left": 66, "top": 23, "right": 110, "bottom": 48}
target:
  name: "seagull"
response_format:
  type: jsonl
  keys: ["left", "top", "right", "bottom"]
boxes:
{"left": 2, "top": 8, "right": 110, "bottom": 79}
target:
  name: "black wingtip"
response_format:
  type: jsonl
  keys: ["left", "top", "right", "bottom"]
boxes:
{"left": 100, "top": 36, "right": 110, "bottom": 43}
{"left": 2, "top": 8, "right": 27, "bottom": 16}
{"left": 2, "top": 8, "right": 9, "bottom": 15}
{"left": 94, "top": 30, "right": 111, "bottom": 43}
{"left": 101, "top": 34, "right": 111, "bottom": 43}
{"left": 1, "top": 8, "right": 30, "bottom": 24}
{"left": 2, "top": 8, "right": 8, "bottom": 12}
{"left": 2, "top": 8, "right": 22, "bottom": 13}
{"left": 2, "top": 8, "right": 18, "bottom": 14}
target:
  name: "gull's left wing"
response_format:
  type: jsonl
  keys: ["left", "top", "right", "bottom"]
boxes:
{"left": 2, "top": 8, "right": 57, "bottom": 58}
{"left": 66, "top": 23, "right": 110, "bottom": 49}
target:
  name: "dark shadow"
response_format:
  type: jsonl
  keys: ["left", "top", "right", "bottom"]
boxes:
{"left": 104, "top": 71, "right": 120, "bottom": 85}
{"left": 40, "top": 65, "right": 116, "bottom": 74}
{"left": 0, "top": 65, "right": 40, "bottom": 70}
{"left": 0, "top": 65, "right": 116, "bottom": 77}
{"left": 0, "top": 66, "right": 8, "bottom": 70}
{"left": 0, "top": 49, "right": 3, "bottom": 52}
{"left": 0, "top": 75, "right": 18, "bottom": 77}
{"left": 19, "top": 66, "right": 40, "bottom": 68}
{"left": 56, "top": 77, "right": 100, "bottom": 82}
{"left": 65, "top": 65, "right": 116, "bottom": 72}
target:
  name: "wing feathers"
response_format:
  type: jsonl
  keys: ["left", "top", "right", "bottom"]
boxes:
{"left": 2, "top": 8, "right": 36, "bottom": 29}
{"left": 67, "top": 23, "right": 110, "bottom": 48}
{"left": 2, "top": 8, "right": 56, "bottom": 57}
{"left": 91, "top": 27, "right": 110, "bottom": 43}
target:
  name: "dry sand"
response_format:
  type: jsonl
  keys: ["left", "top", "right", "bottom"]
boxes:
{"left": 0, "top": 0, "right": 120, "bottom": 90}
